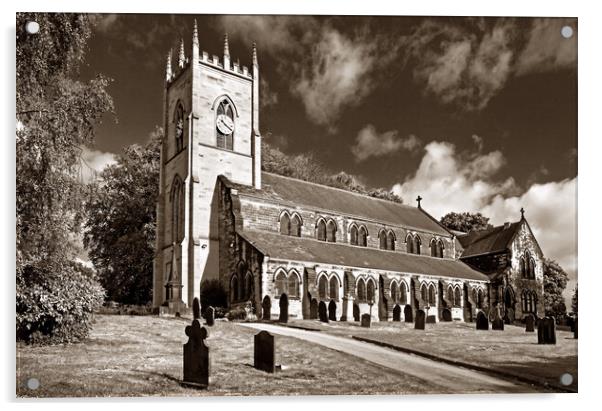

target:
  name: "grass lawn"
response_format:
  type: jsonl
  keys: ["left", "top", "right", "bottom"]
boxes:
{"left": 17, "top": 315, "right": 442, "bottom": 398}
{"left": 286, "top": 318, "right": 578, "bottom": 392}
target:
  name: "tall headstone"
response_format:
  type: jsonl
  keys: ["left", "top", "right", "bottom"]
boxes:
{"left": 279, "top": 294, "right": 289, "bottom": 323}
{"left": 538, "top": 316, "right": 556, "bottom": 344}
{"left": 254, "top": 331, "right": 275, "bottom": 373}
{"left": 328, "top": 300, "right": 337, "bottom": 321}
{"left": 205, "top": 306, "right": 215, "bottom": 326}
{"left": 262, "top": 296, "right": 271, "bottom": 321}
{"left": 361, "top": 313, "right": 371, "bottom": 328}
{"left": 192, "top": 297, "right": 200, "bottom": 320}
{"left": 392, "top": 305, "right": 401, "bottom": 321}
{"left": 476, "top": 311, "right": 488, "bottom": 330}
{"left": 525, "top": 314, "right": 535, "bottom": 332}
{"left": 404, "top": 305, "right": 413, "bottom": 323}
{"left": 415, "top": 309, "right": 425, "bottom": 330}
{"left": 182, "top": 320, "right": 209, "bottom": 388}
{"left": 318, "top": 301, "right": 328, "bottom": 323}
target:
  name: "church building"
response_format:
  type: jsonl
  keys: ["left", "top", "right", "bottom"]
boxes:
{"left": 152, "top": 24, "right": 545, "bottom": 324}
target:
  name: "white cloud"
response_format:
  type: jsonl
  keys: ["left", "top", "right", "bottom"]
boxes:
{"left": 351, "top": 124, "right": 421, "bottom": 162}
{"left": 80, "top": 146, "right": 117, "bottom": 183}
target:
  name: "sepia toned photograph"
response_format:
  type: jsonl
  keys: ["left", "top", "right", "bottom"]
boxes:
{"left": 15, "top": 11, "right": 577, "bottom": 397}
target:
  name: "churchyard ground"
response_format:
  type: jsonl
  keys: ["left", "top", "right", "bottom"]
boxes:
{"left": 285, "top": 318, "right": 578, "bottom": 392}
{"left": 17, "top": 315, "right": 442, "bottom": 397}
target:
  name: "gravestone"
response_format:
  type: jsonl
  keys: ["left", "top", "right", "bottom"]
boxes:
{"left": 183, "top": 320, "right": 209, "bottom": 388}
{"left": 205, "top": 306, "right": 215, "bottom": 327}
{"left": 254, "top": 331, "right": 275, "bottom": 373}
{"left": 404, "top": 305, "right": 413, "bottom": 323}
{"left": 353, "top": 304, "right": 360, "bottom": 321}
{"left": 392, "top": 305, "right": 401, "bottom": 322}
{"left": 442, "top": 309, "right": 452, "bottom": 322}
{"left": 426, "top": 315, "right": 437, "bottom": 324}
{"left": 574, "top": 318, "right": 578, "bottom": 339}
{"left": 525, "top": 314, "right": 535, "bottom": 332}
{"left": 328, "top": 300, "right": 337, "bottom": 321}
{"left": 192, "top": 297, "right": 200, "bottom": 320}
{"left": 476, "top": 311, "right": 489, "bottom": 330}
{"left": 538, "top": 316, "right": 556, "bottom": 344}
{"left": 361, "top": 313, "right": 371, "bottom": 328}
{"left": 318, "top": 301, "right": 328, "bottom": 323}
{"left": 415, "top": 309, "right": 425, "bottom": 330}
{"left": 279, "top": 294, "right": 289, "bottom": 323}
{"left": 310, "top": 298, "right": 318, "bottom": 319}
{"left": 262, "top": 296, "right": 271, "bottom": 321}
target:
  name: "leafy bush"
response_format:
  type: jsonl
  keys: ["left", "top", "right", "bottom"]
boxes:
{"left": 226, "top": 301, "right": 257, "bottom": 321}
{"left": 16, "top": 261, "right": 105, "bottom": 344}
{"left": 199, "top": 279, "right": 228, "bottom": 315}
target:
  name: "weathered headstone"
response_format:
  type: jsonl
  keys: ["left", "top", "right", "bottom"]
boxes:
{"left": 254, "top": 331, "right": 275, "bottom": 373}
{"left": 404, "top": 305, "right": 413, "bottom": 323}
{"left": 192, "top": 297, "right": 200, "bottom": 320}
{"left": 318, "top": 301, "right": 328, "bottom": 323}
{"left": 442, "top": 309, "right": 452, "bottom": 322}
{"left": 361, "top": 313, "right": 371, "bottom": 328}
{"left": 426, "top": 315, "right": 437, "bottom": 324}
{"left": 205, "top": 306, "right": 215, "bottom": 327}
{"left": 310, "top": 298, "right": 318, "bottom": 319}
{"left": 574, "top": 318, "right": 578, "bottom": 339}
{"left": 328, "top": 300, "right": 337, "bottom": 321}
{"left": 538, "top": 316, "right": 556, "bottom": 344}
{"left": 262, "top": 296, "right": 271, "bottom": 321}
{"left": 525, "top": 314, "right": 535, "bottom": 332}
{"left": 476, "top": 311, "right": 489, "bottom": 330}
{"left": 392, "top": 305, "right": 401, "bottom": 321}
{"left": 279, "top": 294, "right": 289, "bottom": 323}
{"left": 183, "top": 320, "right": 209, "bottom": 388}
{"left": 415, "top": 309, "right": 425, "bottom": 330}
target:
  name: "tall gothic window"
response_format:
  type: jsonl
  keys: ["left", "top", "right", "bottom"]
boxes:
{"left": 358, "top": 226, "right": 368, "bottom": 247}
{"left": 428, "top": 284, "right": 436, "bottom": 305}
{"left": 279, "top": 213, "right": 290, "bottom": 235}
{"left": 175, "top": 103, "right": 184, "bottom": 152}
{"left": 329, "top": 276, "right": 339, "bottom": 300}
{"left": 287, "top": 272, "right": 300, "bottom": 298}
{"left": 216, "top": 99, "right": 234, "bottom": 150}
{"left": 453, "top": 287, "right": 462, "bottom": 307}
{"left": 390, "top": 282, "right": 399, "bottom": 303}
{"left": 290, "top": 214, "right": 302, "bottom": 237}
{"left": 529, "top": 258, "right": 536, "bottom": 279}
{"left": 399, "top": 282, "right": 407, "bottom": 304}
{"left": 230, "top": 274, "right": 239, "bottom": 302}
{"left": 387, "top": 231, "right": 396, "bottom": 251}
{"left": 318, "top": 275, "right": 328, "bottom": 300}
{"left": 357, "top": 279, "right": 367, "bottom": 302}
{"left": 414, "top": 235, "right": 422, "bottom": 255}
{"left": 437, "top": 239, "right": 444, "bottom": 258}
{"left": 406, "top": 234, "right": 414, "bottom": 254}
{"left": 275, "top": 270, "right": 287, "bottom": 297}
{"left": 379, "top": 230, "right": 387, "bottom": 250}
{"left": 326, "top": 220, "right": 337, "bottom": 242}
{"left": 170, "top": 176, "right": 184, "bottom": 243}
{"left": 366, "top": 279, "right": 375, "bottom": 303}
{"left": 317, "top": 219, "right": 327, "bottom": 241}
{"left": 350, "top": 224, "right": 359, "bottom": 245}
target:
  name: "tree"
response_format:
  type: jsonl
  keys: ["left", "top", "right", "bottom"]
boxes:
{"left": 571, "top": 285, "right": 578, "bottom": 316}
{"left": 16, "top": 13, "right": 112, "bottom": 343}
{"left": 262, "top": 143, "right": 403, "bottom": 203}
{"left": 84, "top": 130, "right": 162, "bottom": 305}
{"left": 543, "top": 258, "right": 569, "bottom": 318}
{"left": 440, "top": 212, "right": 493, "bottom": 233}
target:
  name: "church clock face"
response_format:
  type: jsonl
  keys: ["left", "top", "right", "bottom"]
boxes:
{"left": 216, "top": 113, "right": 234, "bottom": 135}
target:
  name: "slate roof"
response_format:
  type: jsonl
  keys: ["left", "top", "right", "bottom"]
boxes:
{"left": 221, "top": 172, "right": 450, "bottom": 236}
{"left": 238, "top": 229, "right": 489, "bottom": 282}
{"left": 457, "top": 221, "right": 522, "bottom": 258}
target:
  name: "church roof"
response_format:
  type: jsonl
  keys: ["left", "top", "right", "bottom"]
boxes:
{"left": 238, "top": 229, "right": 489, "bottom": 282}
{"left": 457, "top": 221, "right": 522, "bottom": 258}
{"left": 221, "top": 172, "right": 450, "bottom": 236}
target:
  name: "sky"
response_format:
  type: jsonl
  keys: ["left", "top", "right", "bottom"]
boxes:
{"left": 79, "top": 14, "right": 577, "bottom": 305}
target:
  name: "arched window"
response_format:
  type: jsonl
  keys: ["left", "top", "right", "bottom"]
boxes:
{"left": 244, "top": 272, "right": 253, "bottom": 300}
{"left": 326, "top": 220, "right": 337, "bottom": 242}
{"left": 415, "top": 235, "right": 422, "bottom": 255}
{"left": 430, "top": 239, "right": 437, "bottom": 257}
{"left": 316, "top": 219, "right": 327, "bottom": 241}
{"left": 428, "top": 284, "right": 436, "bottom": 305}
{"left": 230, "top": 274, "right": 239, "bottom": 302}
{"left": 318, "top": 275, "right": 328, "bottom": 300}
{"left": 446, "top": 286, "right": 454, "bottom": 305}
{"left": 399, "top": 281, "right": 407, "bottom": 304}
{"left": 437, "top": 240, "right": 444, "bottom": 258}
{"left": 329, "top": 276, "right": 339, "bottom": 300}
{"left": 275, "top": 270, "right": 287, "bottom": 297}
{"left": 170, "top": 176, "right": 184, "bottom": 243}
{"left": 530, "top": 258, "right": 536, "bottom": 279}
{"left": 390, "top": 282, "right": 399, "bottom": 303}
{"left": 358, "top": 226, "right": 368, "bottom": 247}
{"left": 406, "top": 234, "right": 414, "bottom": 254}
{"left": 366, "top": 279, "right": 375, "bottom": 303}
{"left": 279, "top": 212, "right": 290, "bottom": 235}
{"left": 291, "top": 214, "right": 302, "bottom": 237}
{"left": 477, "top": 288, "right": 484, "bottom": 309}
{"left": 288, "top": 272, "right": 300, "bottom": 298}
{"left": 420, "top": 283, "right": 428, "bottom": 302}
{"left": 524, "top": 252, "right": 532, "bottom": 278}
{"left": 519, "top": 257, "right": 526, "bottom": 277}
{"left": 174, "top": 103, "right": 184, "bottom": 152}
{"left": 350, "top": 224, "right": 358, "bottom": 246}
{"left": 379, "top": 230, "right": 387, "bottom": 250}
{"left": 357, "top": 278, "right": 367, "bottom": 302}
{"left": 454, "top": 286, "right": 462, "bottom": 307}
{"left": 387, "top": 231, "right": 396, "bottom": 251}
{"left": 216, "top": 98, "right": 234, "bottom": 150}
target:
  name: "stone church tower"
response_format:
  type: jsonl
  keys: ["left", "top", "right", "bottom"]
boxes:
{"left": 153, "top": 22, "right": 261, "bottom": 312}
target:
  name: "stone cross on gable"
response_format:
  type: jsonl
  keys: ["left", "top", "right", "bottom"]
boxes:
{"left": 520, "top": 207, "right": 525, "bottom": 219}
{"left": 416, "top": 195, "right": 422, "bottom": 208}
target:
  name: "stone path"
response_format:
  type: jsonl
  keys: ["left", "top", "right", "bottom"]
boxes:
{"left": 239, "top": 322, "right": 539, "bottom": 394}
